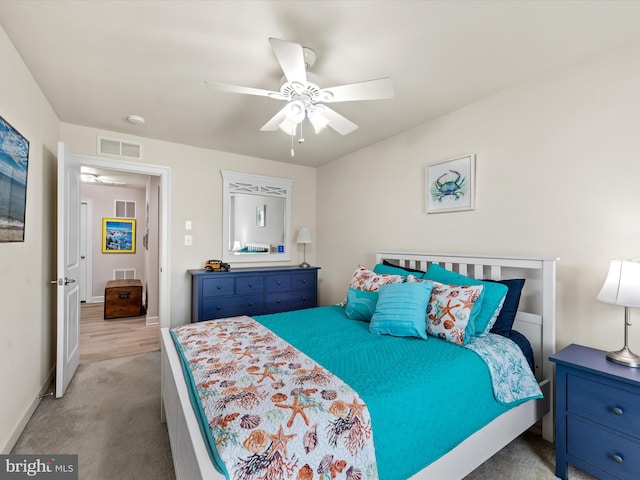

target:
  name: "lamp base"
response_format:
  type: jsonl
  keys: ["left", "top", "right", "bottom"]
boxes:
{"left": 606, "top": 347, "right": 640, "bottom": 368}
{"left": 299, "top": 261, "right": 310, "bottom": 268}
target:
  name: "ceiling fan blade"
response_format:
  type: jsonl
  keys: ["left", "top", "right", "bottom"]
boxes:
{"left": 321, "top": 77, "right": 394, "bottom": 103}
{"left": 205, "top": 81, "right": 285, "bottom": 100}
{"left": 269, "top": 38, "right": 307, "bottom": 86}
{"left": 319, "top": 106, "right": 358, "bottom": 135}
{"left": 259, "top": 104, "right": 290, "bottom": 131}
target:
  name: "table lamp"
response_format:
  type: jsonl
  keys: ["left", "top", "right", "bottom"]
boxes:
{"left": 296, "top": 227, "right": 312, "bottom": 268}
{"left": 596, "top": 259, "right": 640, "bottom": 367}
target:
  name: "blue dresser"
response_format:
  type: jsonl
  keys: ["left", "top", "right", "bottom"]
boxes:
{"left": 190, "top": 266, "right": 320, "bottom": 322}
{"left": 551, "top": 344, "right": 640, "bottom": 480}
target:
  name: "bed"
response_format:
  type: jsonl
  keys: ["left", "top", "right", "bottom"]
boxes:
{"left": 161, "top": 251, "right": 557, "bottom": 480}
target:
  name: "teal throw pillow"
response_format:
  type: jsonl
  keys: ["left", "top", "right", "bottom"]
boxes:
{"left": 345, "top": 288, "right": 379, "bottom": 322}
{"left": 369, "top": 281, "right": 433, "bottom": 339}
{"left": 423, "top": 264, "right": 508, "bottom": 336}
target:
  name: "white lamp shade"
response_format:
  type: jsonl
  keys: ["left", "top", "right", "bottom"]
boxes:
{"left": 296, "top": 227, "right": 312, "bottom": 244}
{"left": 597, "top": 260, "right": 640, "bottom": 307}
{"left": 308, "top": 107, "right": 330, "bottom": 133}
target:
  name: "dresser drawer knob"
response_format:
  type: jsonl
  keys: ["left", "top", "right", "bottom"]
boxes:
{"left": 612, "top": 454, "right": 624, "bottom": 464}
{"left": 248, "top": 302, "right": 253, "bottom": 307}
{"left": 248, "top": 283, "right": 253, "bottom": 288}
{"left": 216, "top": 306, "right": 222, "bottom": 310}
{"left": 612, "top": 407, "right": 624, "bottom": 416}
{"left": 301, "top": 296, "right": 307, "bottom": 301}
{"left": 302, "top": 279, "right": 307, "bottom": 284}
{"left": 217, "top": 285, "right": 222, "bottom": 290}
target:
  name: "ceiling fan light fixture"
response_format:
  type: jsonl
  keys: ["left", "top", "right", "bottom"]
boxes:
{"left": 285, "top": 100, "right": 306, "bottom": 123}
{"left": 278, "top": 117, "right": 298, "bottom": 136}
{"left": 308, "top": 109, "right": 330, "bottom": 133}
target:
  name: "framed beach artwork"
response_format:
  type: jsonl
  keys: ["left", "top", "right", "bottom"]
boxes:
{"left": 0, "top": 116, "right": 30, "bottom": 242}
{"left": 426, "top": 154, "right": 475, "bottom": 214}
{"left": 102, "top": 218, "right": 136, "bottom": 253}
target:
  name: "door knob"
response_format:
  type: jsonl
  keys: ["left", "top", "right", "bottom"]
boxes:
{"left": 51, "top": 277, "right": 76, "bottom": 286}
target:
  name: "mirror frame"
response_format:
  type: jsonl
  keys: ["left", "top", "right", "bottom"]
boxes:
{"left": 221, "top": 170, "right": 293, "bottom": 263}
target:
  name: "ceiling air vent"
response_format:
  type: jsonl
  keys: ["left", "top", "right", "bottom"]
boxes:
{"left": 97, "top": 136, "right": 142, "bottom": 159}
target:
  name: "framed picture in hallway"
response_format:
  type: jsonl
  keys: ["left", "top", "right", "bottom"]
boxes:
{"left": 0, "top": 115, "right": 30, "bottom": 242}
{"left": 102, "top": 218, "right": 136, "bottom": 253}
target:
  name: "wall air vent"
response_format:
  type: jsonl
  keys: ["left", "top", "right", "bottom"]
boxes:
{"left": 97, "top": 136, "right": 142, "bottom": 159}
{"left": 115, "top": 200, "right": 136, "bottom": 219}
{"left": 113, "top": 269, "right": 136, "bottom": 280}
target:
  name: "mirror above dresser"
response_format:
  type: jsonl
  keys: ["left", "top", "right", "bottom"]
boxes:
{"left": 221, "top": 170, "right": 293, "bottom": 263}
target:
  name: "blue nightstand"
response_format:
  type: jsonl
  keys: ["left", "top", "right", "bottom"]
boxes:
{"left": 550, "top": 344, "right": 640, "bottom": 479}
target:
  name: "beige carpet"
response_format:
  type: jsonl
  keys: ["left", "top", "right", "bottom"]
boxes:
{"left": 12, "top": 352, "right": 175, "bottom": 480}
{"left": 12, "top": 351, "right": 596, "bottom": 480}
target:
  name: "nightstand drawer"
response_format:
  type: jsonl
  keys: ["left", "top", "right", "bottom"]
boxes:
{"left": 568, "top": 374, "right": 640, "bottom": 438}
{"left": 568, "top": 416, "right": 640, "bottom": 480}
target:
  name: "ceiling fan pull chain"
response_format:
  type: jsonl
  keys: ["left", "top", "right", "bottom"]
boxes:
{"left": 290, "top": 126, "right": 295, "bottom": 157}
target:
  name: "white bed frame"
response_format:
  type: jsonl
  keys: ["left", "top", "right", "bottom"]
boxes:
{"left": 160, "top": 251, "right": 558, "bottom": 480}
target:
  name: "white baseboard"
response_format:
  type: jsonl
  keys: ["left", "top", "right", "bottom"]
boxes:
{"left": 146, "top": 315, "right": 159, "bottom": 326}
{"left": 2, "top": 366, "right": 55, "bottom": 454}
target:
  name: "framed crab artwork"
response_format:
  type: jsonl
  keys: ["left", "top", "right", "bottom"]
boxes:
{"left": 425, "top": 153, "right": 475, "bottom": 213}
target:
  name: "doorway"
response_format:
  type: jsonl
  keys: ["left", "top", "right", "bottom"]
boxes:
{"left": 79, "top": 172, "right": 160, "bottom": 363}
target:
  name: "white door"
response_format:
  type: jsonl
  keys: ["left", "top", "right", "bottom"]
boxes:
{"left": 79, "top": 201, "right": 89, "bottom": 302}
{"left": 56, "top": 142, "right": 82, "bottom": 398}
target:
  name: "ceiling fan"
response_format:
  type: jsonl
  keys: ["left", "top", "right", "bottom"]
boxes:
{"left": 205, "top": 38, "right": 394, "bottom": 142}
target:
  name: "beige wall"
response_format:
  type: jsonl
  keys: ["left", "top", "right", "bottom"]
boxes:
{"left": 317, "top": 40, "right": 640, "bottom": 353}
{"left": 0, "top": 27, "right": 59, "bottom": 452}
{"left": 60, "top": 123, "right": 317, "bottom": 329}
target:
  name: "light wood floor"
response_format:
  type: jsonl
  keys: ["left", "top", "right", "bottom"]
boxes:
{"left": 80, "top": 302, "right": 160, "bottom": 365}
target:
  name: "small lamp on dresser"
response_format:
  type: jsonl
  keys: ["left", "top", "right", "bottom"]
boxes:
{"left": 296, "top": 227, "right": 312, "bottom": 268}
{"left": 596, "top": 259, "right": 640, "bottom": 367}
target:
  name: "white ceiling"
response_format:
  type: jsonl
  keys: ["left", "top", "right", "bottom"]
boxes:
{"left": 2, "top": 1, "right": 640, "bottom": 168}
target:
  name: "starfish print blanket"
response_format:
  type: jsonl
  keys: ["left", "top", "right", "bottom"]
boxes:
{"left": 170, "top": 316, "right": 378, "bottom": 480}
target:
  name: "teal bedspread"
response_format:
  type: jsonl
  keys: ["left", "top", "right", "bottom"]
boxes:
{"left": 253, "top": 305, "right": 512, "bottom": 480}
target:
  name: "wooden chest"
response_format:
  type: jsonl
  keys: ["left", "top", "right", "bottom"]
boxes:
{"left": 104, "top": 279, "right": 143, "bottom": 319}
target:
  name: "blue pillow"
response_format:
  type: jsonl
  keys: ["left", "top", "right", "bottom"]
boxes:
{"left": 423, "top": 264, "right": 508, "bottom": 336}
{"left": 369, "top": 282, "right": 433, "bottom": 339}
{"left": 373, "top": 263, "right": 419, "bottom": 279}
{"left": 487, "top": 278, "right": 525, "bottom": 336}
{"left": 345, "top": 288, "right": 379, "bottom": 322}
{"left": 376, "top": 260, "right": 425, "bottom": 277}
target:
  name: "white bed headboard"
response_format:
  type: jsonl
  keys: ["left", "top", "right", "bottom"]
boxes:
{"left": 375, "top": 252, "right": 558, "bottom": 382}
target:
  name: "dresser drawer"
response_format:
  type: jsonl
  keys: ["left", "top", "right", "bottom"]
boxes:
{"left": 265, "top": 274, "right": 291, "bottom": 292}
{"left": 568, "top": 374, "right": 640, "bottom": 438}
{"left": 202, "top": 295, "right": 264, "bottom": 320}
{"left": 202, "top": 277, "right": 235, "bottom": 297}
{"left": 568, "top": 415, "right": 640, "bottom": 480}
{"left": 235, "top": 276, "right": 264, "bottom": 295}
{"left": 291, "top": 271, "right": 316, "bottom": 291}
{"left": 265, "top": 290, "right": 316, "bottom": 314}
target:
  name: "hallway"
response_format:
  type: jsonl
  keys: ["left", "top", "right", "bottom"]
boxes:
{"left": 79, "top": 302, "right": 159, "bottom": 364}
